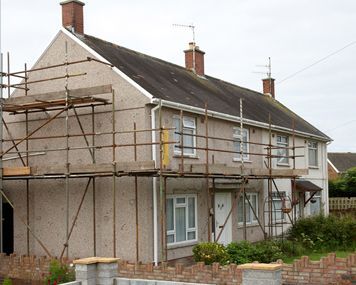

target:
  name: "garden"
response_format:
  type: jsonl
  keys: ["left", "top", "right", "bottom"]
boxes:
{"left": 193, "top": 214, "right": 356, "bottom": 265}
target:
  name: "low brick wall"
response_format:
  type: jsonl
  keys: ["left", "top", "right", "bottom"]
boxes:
{"left": 282, "top": 253, "right": 356, "bottom": 285}
{"left": 0, "top": 253, "right": 355, "bottom": 285}
{"left": 0, "top": 253, "right": 70, "bottom": 283}
{"left": 118, "top": 260, "right": 242, "bottom": 285}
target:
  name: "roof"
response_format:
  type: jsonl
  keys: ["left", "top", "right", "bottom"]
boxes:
{"left": 328, "top": 152, "right": 356, "bottom": 173}
{"left": 73, "top": 32, "right": 330, "bottom": 140}
{"left": 294, "top": 180, "right": 323, "bottom": 192}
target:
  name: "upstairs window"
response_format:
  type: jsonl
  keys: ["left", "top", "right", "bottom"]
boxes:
{"left": 233, "top": 128, "right": 249, "bottom": 160}
{"left": 276, "top": 135, "right": 289, "bottom": 165}
{"left": 173, "top": 116, "right": 196, "bottom": 156}
{"left": 308, "top": 141, "right": 318, "bottom": 167}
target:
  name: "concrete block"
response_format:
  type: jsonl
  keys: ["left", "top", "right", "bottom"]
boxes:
{"left": 115, "top": 278, "right": 131, "bottom": 285}
{"left": 76, "top": 269, "right": 97, "bottom": 280}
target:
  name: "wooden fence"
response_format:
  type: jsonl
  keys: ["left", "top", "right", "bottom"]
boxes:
{"left": 329, "top": 197, "right": 356, "bottom": 210}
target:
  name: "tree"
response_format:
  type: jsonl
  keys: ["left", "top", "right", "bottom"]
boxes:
{"left": 329, "top": 167, "right": 356, "bottom": 197}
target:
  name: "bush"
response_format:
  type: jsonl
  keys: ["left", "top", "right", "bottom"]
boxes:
{"left": 192, "top": 242, "right": 229, "bottom": 265}
{"left": 226, "top": 241, "right": 256, "bottom": 264}
{"left": 329, "top": 167, "right": 356, "bottom": 197}
{"left": 226, "top": 240, "right": 284, "bottom": 264}
{"left": 44, "top": 260, "right": 75, "bottom": 285}
{"left": 2, "top": 278, "right": 12, "bottom": 285}
{"left": 287, "top": 214, "right": 356, "bottom": 251}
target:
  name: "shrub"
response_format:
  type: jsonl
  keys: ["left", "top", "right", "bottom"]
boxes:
{"left": 287, "top": 214, "right": 356, "bottom": 251}
{"left": 226, "top": 241, "right": 257, "bottom": 264}
{"left": 226, "top": 240, "right": 284, "bottom": 264}
{"left": 2, "top": 278, "right": 12, "bottom": 285}
{"left": 44, "top": 260, "right": 75, "bottom": 285}
{"left": 192, "top": 242, "right": 229, "bottom": 265}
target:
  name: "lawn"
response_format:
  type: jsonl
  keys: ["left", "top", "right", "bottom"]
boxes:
{"left": 283, "top": 250, "right": 355, "bottom": 264}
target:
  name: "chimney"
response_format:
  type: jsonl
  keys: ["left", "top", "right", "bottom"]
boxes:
{"left": 184, "top": 42, "right": 205, "bottom": 76}
{"left": 262, "top": 77, "right": 275, "bottom": 98}
{"left": 60, "top": 0, "right": 85, "bottom": 34}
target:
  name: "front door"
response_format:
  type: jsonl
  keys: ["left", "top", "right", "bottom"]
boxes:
{"left": 214, "top": 192, "right": 232, "bottom": 245}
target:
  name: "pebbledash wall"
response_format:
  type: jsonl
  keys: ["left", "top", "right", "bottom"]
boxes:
{"left": 0, "top": 252, "right": 355, "bottom": 285}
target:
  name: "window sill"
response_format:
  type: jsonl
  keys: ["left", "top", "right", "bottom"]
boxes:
{"left": 233, "top": 158, "right": 252, "bottom": 163}
{"left": 237, "top": 222, "right": 259, "bottom": 228}
{"left": 308, "top": 165, "right": 319, "bottom": 169}
{"left": 167, "top": 240, "right": 198, "bottom": 250}
{"left": 277, "top": 163, "right": 290, "bottom": 167}
{"left": 173, "top": 154, "right": 199, "bottom": 159}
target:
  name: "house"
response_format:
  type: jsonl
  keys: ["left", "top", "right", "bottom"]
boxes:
{"left": 0, "top": 1, "right": 331, "bottom": 264}
{"left": 328, "top": 152, "right": 356, "bottom": 180}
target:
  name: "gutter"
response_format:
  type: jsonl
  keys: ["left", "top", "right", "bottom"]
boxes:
{"left": 151, "top": 98, "right": 331, "bottom": 142}
{"left": 151, "top": 104, "right": 160, "bottom": 265}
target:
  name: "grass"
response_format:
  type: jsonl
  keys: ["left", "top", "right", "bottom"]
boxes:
{"left": 282, "top": 250, "right": 355, "bottom": 264}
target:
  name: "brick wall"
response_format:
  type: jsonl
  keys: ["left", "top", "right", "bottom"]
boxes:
{"left": 282, "top": 253, "right": 356, "bottom": 285}
{"left": 0, "top": 253, "right": 355, "bottom": 285}
{"left": 118, "top": 260, "right": 242, "bottom": 285}
{"left": 0, "top": 253, "right": 70, "bottom": 283}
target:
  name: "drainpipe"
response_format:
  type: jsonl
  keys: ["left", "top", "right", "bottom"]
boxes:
{"left": 151, "top": 104, "right": 160, "bottom": 265}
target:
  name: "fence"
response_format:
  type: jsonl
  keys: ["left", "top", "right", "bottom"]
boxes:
{"left": 329, "top": 197, "right": 356, "bottom": 211}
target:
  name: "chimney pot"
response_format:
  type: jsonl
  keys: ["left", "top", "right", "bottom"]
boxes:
{"left": 60, "top": 0, "right": 85, "bottom": 34}
{"left": 262, "top": 78, "right": 275, "bottom": 98}
{"left": 184, "top": 42, "right": 205, "bottom": 76}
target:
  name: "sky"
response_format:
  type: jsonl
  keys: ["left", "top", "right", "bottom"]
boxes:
{"left": 1, "top": 0, "right": 356, "bottom": 152}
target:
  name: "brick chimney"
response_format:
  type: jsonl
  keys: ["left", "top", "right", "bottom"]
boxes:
{"left": 60, "top": 0, "right": 85, "bottom": 34}
{"left": 262, "top": 78, "right": 275, "bottom": 98}
{"left": 184, "top": 42, "right": 205, "bottom": 76}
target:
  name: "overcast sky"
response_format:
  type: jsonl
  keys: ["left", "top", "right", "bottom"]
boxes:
{"left": 1, "top": 0, "right": 356, "bottom": 152}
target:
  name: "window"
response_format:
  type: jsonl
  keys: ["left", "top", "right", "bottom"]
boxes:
{"left": 166, "top": 195, "right": 197, "bottom": 245}
{"left": 308, "top": 141, "right": 318, "bottom": 167}
{"left": 237, "top": 193, "right": 258, "bottom": 225}
{"left": 310, "top": 191, "right": 321, "bottom": 215}
{"left": 233, "top": 128, "right": 249, "bottom": 160}
{"left": 271, "top": 192, "right": 286, "bottom": 221}
{"left": 276, "top": 135, "right": 289, "bottom": 165}
{"left": 173, "top": 116, "right": 196, "bottom": 156}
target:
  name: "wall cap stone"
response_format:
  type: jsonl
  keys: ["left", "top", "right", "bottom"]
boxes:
{"left": 237, "top": 263, "right": 282, "bottom": 271}
{"left": 73, "top": 257, "right": 120, "bottom": 265}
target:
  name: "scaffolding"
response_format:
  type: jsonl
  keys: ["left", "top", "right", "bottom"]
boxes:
{"left": 0, "top": 50, "right": 309, "bottom": 263}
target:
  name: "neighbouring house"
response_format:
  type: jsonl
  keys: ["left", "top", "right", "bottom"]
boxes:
{"left": 0, "top": 1, "right": 331, "bottom": 264}
{"left": 328, "top": 152, "right": 356, "bottom": 180}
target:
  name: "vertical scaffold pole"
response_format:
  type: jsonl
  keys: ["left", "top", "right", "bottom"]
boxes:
{"left": 205, "top": 103, "right": 211, "bottom": 242}
{"left": 240, "top": 98, "right": 247, "bottom": 240}
{"left": 64, "top": 41, "right": 70, "bottom": 258}
{"left": 0, "top": 52, "right": 4, "bottom": 253}
{"left": 91, "top": 105, "right": 96, "bottom": 256}
{"left": 25, "top": 63, "right": 30, "bottom": 256}
{"left": 112, "top": 89, "right": 116, "bottom": 258}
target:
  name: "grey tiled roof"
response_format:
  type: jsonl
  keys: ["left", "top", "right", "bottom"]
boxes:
{"left": 75, "top": 32, "right": 330, "bottom": 140}
{"left": 328, "top": 152, "right": 356, "bottom": 172}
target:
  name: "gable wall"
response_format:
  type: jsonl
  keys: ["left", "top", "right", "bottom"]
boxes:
{"left": 3, "top": 31, "right": 154, "bottom": 262}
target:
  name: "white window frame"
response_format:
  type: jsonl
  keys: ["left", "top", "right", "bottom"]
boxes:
{"left": 271, "top": 191, "right": 286, "bottom": 222}
{"left": 237, "top": 192, "right": 258, "bottom": 225}
{"left": 166, "top": 194, "right": 198, "bottom": 246}
{"left": 233, "top": 127, "right": 249, "bottom": 161}
{"left": 308, "top": 141, "right": 318, "bottom": 167}
{"left": 173, "top": 116, "right": 197, "bottom": 156}
{"left": 276, "top": 135, "right": 289, "bottom": 165}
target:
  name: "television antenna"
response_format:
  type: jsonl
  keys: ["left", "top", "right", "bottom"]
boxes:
{"left": 173, "top": 23, "right": 197, "bottom": 73}
{"left": 254, "top": 57, "right": 272, "bottom": 78}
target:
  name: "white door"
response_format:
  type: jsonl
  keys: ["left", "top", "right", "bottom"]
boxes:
{"left": 214, "top": 192, "right": 232, "bottom": 245}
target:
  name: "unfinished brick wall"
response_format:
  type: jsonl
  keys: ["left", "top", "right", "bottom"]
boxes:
{"left": 0, "top": 253, "right": 355, "bottom": 285}
{"left": 282, "top": 253, "right": 356, "bottom": 285}
{"left": 0, "top": 253, "right": 70, "bottom": 282}
{"left": 118, "top": 260, "right": 242, "bottom": 285}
